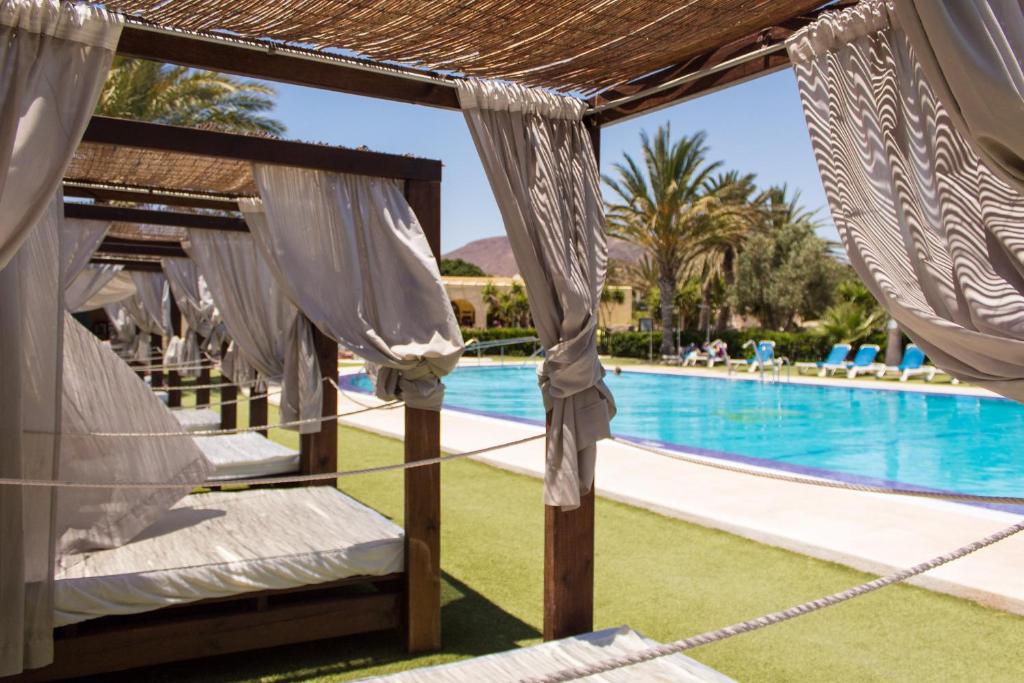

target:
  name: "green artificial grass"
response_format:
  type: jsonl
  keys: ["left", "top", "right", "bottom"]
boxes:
{"left": 105, "top": 397, "right": 1022, "bottom": 682}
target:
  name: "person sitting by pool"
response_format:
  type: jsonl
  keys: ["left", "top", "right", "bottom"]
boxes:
{"left": 680, "top": 343, "right": 702, "bottom": 366}
{"left": 706, "top": 340, "right": 729, "bottom": 367}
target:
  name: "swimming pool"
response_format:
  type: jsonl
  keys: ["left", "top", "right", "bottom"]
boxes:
{"left": 346, "top": 366, "right": 1024, "bottom": 502}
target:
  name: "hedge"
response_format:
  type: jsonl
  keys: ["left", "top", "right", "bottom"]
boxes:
{"left": 460, "top": 326, "right": 893, "bottom": 362}
{"left": 599, "top": 328, "right": 891, "bottom": 362}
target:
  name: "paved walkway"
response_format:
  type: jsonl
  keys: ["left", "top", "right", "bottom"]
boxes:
{"left": 336, "top": 364, "right": 1023, "bottom": 616}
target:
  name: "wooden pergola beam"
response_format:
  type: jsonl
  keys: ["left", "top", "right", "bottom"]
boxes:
{"left": 65, "top": 202, "right": 249, "bottom": 232}
{"left": 587, "top": 4, "right": 851, "bottom": 125}
{"left": 117, "top": 24, "right": 460, "bottom": 111}
{"left": 90, "top": 256, "right": 162, "bottom": 272}
{"left": 97, "top": 237, "right": 188, "bottom": 259}
{"left": 64, "top": 182, "right": 241, "bottom": 211}
{"left": 82, "top": 116, "right": 443, "bottom": 182}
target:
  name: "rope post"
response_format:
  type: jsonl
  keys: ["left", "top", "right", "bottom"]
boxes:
{"left": 250, "top": 376, "right": 269, "bottom": 438}
{"left": 196, "top": 366, "right": 211, "bottom": 407}
{"left": 404, "top": 177, "right": 442, "bottom": 653}
{"left": 219, "top": 341, "right": 237, "bottom": 430}
{"left": 543, "top": 116, "right": 600, "bottom": 641}
{"left": 150, "top": 335, "right": 164, "bottom": 397}
{"left": 299, "top": 323, "right": 337, "bottom": 481}
{"left": 167, "top": 298, "right": 183, "bottom": 408}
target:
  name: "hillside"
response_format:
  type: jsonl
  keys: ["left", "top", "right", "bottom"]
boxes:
{"left": 444, "top": 235, "right": 643, "bottom": 277}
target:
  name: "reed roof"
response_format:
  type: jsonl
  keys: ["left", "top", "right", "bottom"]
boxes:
{"left": 67, "top": 142, "right": 257, "bottom": 197}
{"left": 105, "top": 0, "right": 822, "bottom": 94}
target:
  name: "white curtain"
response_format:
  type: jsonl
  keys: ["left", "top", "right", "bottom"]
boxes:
{"left": 0, "top": 1, "right": 121, "bottom": 270}
{"left": 57, "top": 315, "right": 211, "bottom": 557}
{"left": 185, "top": 230, "right": 322, "bottom": 432}
{"left": 788, "top": 0, "right": 1024, "bottom": 400}
{"left": 129, "top": 270, "right": 171, "bottom": 336}
{"left": 104, "top": 301, "right": 139, "bottom": 357}
{"left": 894, "top": 0, "right": 1024, "bottom": 193}
{"left": 65, "top": 263, "right": 122, "bottom": 312}
{"left": 241, "top": 166, "right": 464, "bottom": 410}
{"left": 458, "top": 80, "right": 615, "bottom": 510}
{"left": 0, "top": 1, "right": 121, "bottom": 674}
{"left": 60, "top": 217, "right": 109, "bottom": 286}
{"left": 0, "top": 196, "right": 64, "bottom": 675}
{"left": 162, "top": 257, "right": 219, "bottom": 377}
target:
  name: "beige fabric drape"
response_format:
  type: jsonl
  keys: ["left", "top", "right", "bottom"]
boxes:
{"left": 60, "top": 217, "right": 109, "bottom": 286}
{"left": 0, "top": 2, "right": 121, "bottom": 674}
{"left": 65, "top": 263, "right": 122, "bottom": 311}
{"left": 185, "top": 230, "right": 322, "bottom": 432}
{"left": 788, "top": 0, "right": 1024, "bottom": 400}
{"left": 128, "top": 271, "right": 170, "bottom": 336}
{"left": 241, "top": 167, "right": 463, "bottom": 410}
{"left": 0, "top": 1, "right": 121, "bottom": 269}
{"left": 0, "top": 196, "right": 64, "bottom": 675}
{"left": 894, "top": 0, "right": 1024, "bottom": 193}
{"left": 162, "top": 257, "right": 219, "bottom": 377}
{"left": 458, "top": 79, "right": 615, "bottom": 509}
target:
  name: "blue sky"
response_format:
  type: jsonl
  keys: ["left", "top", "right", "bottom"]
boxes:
{"left": 268, "top": 69, "right": 833, "bottom": 253}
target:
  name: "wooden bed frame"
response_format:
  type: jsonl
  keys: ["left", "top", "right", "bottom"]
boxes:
{"left": 9, "top": 118, "right": 443, "bottom": 681}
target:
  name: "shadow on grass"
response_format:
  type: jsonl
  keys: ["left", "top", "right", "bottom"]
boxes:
{"left": 82, "top": 572, "right": 539, "bottom": 683}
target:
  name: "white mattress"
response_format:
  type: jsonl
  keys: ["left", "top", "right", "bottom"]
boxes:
{"left": 172, "top": 407, "right": 221, "bottom": 432}
{"left": 194, "top": 432, "right": 300, "bottom": 480}
{"left": 55, "top": 487, "right": 404, "bottom": 626}
{"left": 357, "top": 626, "right": 735, "bottom": 682}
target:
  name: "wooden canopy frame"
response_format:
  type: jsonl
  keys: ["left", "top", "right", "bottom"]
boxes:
{"left": 23, "top": 2, "right": 866, "bottom": 676}
{"left": 20, "top": 116, "right": 444, "bottom": 681}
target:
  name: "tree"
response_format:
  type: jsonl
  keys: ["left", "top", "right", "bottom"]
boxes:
{"left": 604, "top": 126, "right": 722, "bottom": 355}
{"left": 440, "top": 258, "right": 486, "bottom": 276}
{"left": 819, "top": 278, "right": 885, "bottom": 344}
{"left": 731, "top": 186, "right": 842, "bottom": 329}
{"left": 482, "top": 281, "right": 532, "bottom": 327}
{"left": 97, "top": 58, "right": 285, "bottom": 135}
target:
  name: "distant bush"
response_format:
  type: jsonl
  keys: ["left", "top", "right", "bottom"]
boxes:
{"left": 460, "top": 327, "right": 539, "bottom": 357}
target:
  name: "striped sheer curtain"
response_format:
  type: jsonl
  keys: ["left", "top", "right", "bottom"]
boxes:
{"left": 787, "top": 0, "right": 1024, "bottom": 401}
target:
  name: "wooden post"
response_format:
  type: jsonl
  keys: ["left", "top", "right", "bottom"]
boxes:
{"left": 196, "top": 367, "right": 211, "bottom": 407}
{"left": 167, "top": 298, "right": 183, "bottom": 408}
{"left": 219, "top": 342, "right": 237, "bottom": 430}
{"left": 250, "top": 379, "right": 268, "bottom": 437}
{"left": 299, "top": 323, "right": 338, "bottom": 478}
{"left": 543, "top": 118, "right": 600, "bottom": 641}
{"left": 403, "top": 179, "right": 442, "bottom": 652}
{"left": 150, "top": 335, "right": 164, "bottom": 394}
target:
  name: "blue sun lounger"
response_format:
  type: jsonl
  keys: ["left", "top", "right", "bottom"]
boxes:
{"left": 844, "top": 344, "right": 882, "bottom": 378}
{"left": 795, "top": 343, "right": 850, "bottom": 375}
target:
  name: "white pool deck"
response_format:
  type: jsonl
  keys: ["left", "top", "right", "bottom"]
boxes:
{"left": 336, "top": 362, "right": 1024, "bottom": 616}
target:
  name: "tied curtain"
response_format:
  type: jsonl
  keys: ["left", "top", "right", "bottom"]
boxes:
{"left": 240, "top": 166, "right": 463, "bottom": 410}
{"left": 787, "top": 0, "right": 1024, "bottom": 400}
{"left": 457, "top": 79, "right": 615, "bottom": 510}
{"left": 0, "top": 1, "right": 121, "bottom": 675}
{"left": 128, "top": 271, "right": 171, "bottom": 336}
{"left": 60, "top": 216, "right": 111, "bottom": 311}
{"left": 894, "top": 0, "right": 1024, "bottom": 194}
{"left": 185, "top": 230, "right": 322, "bottom": 433}
{"left": 162, "top": 257, "right": 220, "bottom": 377}
{"left": 65, "top": 263, "right": 122, "bottom": 312}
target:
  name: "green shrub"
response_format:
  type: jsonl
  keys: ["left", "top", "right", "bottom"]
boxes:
{"left": 460, "top": 327, "right": 540, "bottom": 356}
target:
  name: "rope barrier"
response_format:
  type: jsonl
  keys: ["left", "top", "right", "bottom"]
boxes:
{"left": 132, "top": 361, "right": 221, "bottom": 372}
{"left": 65, "top": 400, "right": 403, "bottom": 438}
{"left": 522, "top": 517, "right": 1024, "bottom": 683}
{"left": 0, "top": 433, "right": 546, "bottom": 490}
{"left": 149, "top": 378, "right": 263, "bottom": 391}
{"left": 612, "top": 437, "right": 1024, "bottom": 507}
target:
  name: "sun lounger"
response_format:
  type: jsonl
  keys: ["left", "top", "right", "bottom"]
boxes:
{"left": 844, "top": 344, "right": 882, "bottom": 378}
{"left": 194, "top": 432, "right": 300, "bottom": 480}
{"left": 359, "top": 625, "right": 735, "bottom": 682}
{"left": 728, "top": 340, "right": 777, "bottom": 373}
{"left": 795, "top": 343, "right": 850, "bottom": 375}
{"left": 874, "top": 343, "right": 933, "bottom": 381}
{"left": 172, "top": 407, "right": 221, "bottom": 432}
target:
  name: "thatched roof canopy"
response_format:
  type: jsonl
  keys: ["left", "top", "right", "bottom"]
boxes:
{"left": 68, "top": 142, "right": 257, "bottom": 197}
{"left": 104, "top": 0, "right": 823, "bottom": 94}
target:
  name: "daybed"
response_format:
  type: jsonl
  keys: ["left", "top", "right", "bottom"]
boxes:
{"left": 359, "top": 626, "right": 736, "bottom": 682}
{"left": 194, "top": 432, "right": 300, "bottom": 480}
{"left": 171, "top": 406, "right": 221, "bottom": 432}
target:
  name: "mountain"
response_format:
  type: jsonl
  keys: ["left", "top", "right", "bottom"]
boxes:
{"left": 444, "top": 235, "right": 644, "bottom": 277}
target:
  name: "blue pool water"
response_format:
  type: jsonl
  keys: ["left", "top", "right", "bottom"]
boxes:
{"left": 348, "top": 367, "right": 1024, "bottom": 500}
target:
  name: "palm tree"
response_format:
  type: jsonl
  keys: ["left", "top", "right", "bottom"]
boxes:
{"left": 604, "top": 126, "right": 722, "bottom": 355}
{"left": 97, "top": 58, "right": 285, "bottom": 135}
{"left": 686, "top": 170, "right": 763, "bottom": 331}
